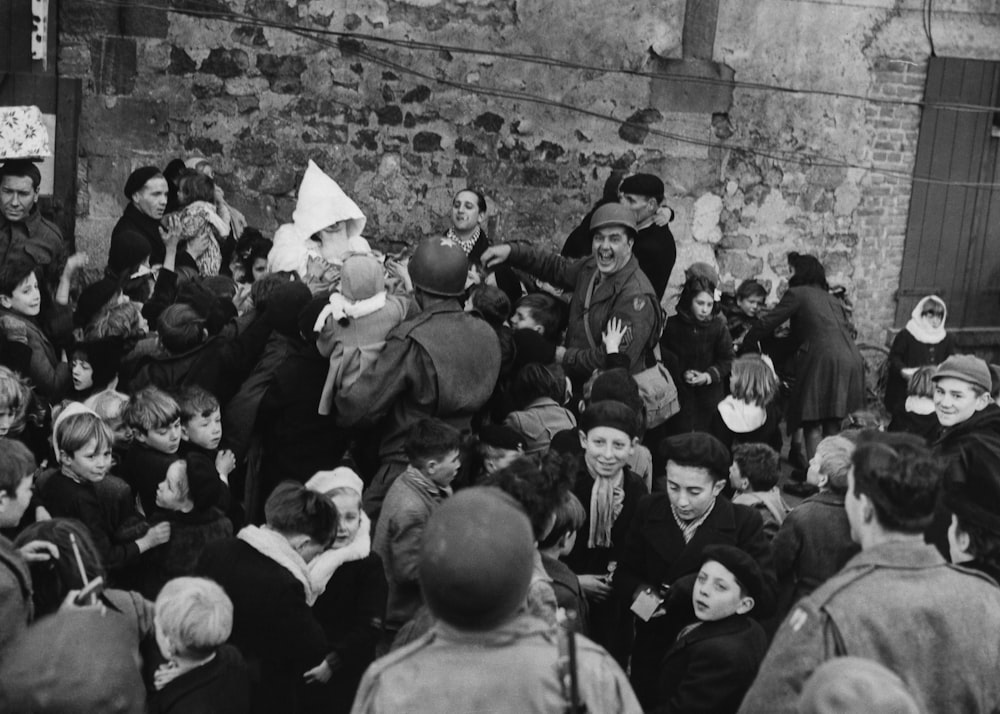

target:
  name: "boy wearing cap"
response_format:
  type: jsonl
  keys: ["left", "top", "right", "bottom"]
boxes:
{"left": 928, "top": 354, "right": 1000, "bottom": 558}
{"left": 613, "top": 432, "right": 774, "bottom": 707}
{"left": 649, "top": 545, "right": 768, "bottom": 714}
{"left": 352, "top": 488, "right": 642, "bottom": 714}
{"left": 618, "top": 173, "right": 676, "bottom": 301}
{"left": 740, "top": 432, "right": 1000, "bottom": 714}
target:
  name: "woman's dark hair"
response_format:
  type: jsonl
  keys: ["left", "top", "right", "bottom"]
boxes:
{"left": 14, "top": 518, "right": 107, "bottom": 617}
{"left": 676, "top": 275, "right": 717, "bottom": 316}
{"left": 510, "top": 363, "right": 565, "bottom": 410}
{"left": 264, "top": 480, "right": 338, "bottom": 545}
{"left": 787, "top": 252, "right": 828, "bottom": 290}
{"left": 177, "top": 169, "right": 215, "bottom": 206}
{"left": 454, "top": 187, "right": 487, "bottom": 214}
{"left": 236, "top": 228, "right": 273, "bottom": 283}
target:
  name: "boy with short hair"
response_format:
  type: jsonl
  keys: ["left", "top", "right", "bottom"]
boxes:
{"left": 149, "top": 576, "right": 250, "bottom": 714}
{"left": 122, "top": 385, "right": 185, "bottom": 517}
{"left": 373, "top": 418, "right": 461, "bottom": 646}
{"left": 772, "top": 435, "right": 860, "bottom": 619}
{"left": 0, "top": 438, "right": 43, "bottom": 653}
{"left": 729, "top": 443, "right": 789, "bottom": 541}
{"left": 177, "top": 386, "right": 234, "bottom": 511}
{"left": 538, "top": 489, "right": 590, "bottom": 634}
{"left": 37, "top": 404, "right": 169, "bottom": 579}
{"left": 723, "top": 279, "right": 767, "bottom": 352}
{"left": 650, "top": 545, "right": 768, "bottom": 714}
{"left": 510, "top": 292, "right": 564, "bottom": 343}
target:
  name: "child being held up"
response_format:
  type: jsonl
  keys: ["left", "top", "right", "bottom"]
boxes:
{"left": 728, "top": 443, "right": 789, "bottom": 541}
{"left": 649, "top": 545, "right": 769, "bottom": 714}
{"left": 315, "top": 252, "right": 408, "bottom": 416}
{"left": 36, "top": 403, "right": 169, "bottom": 582}
{"left": 149, "top": 576, "right": 250, "bottom": 714}
{"left": 121, "top": 386, "right": 184, "bottom": 517}
{"left": 772, "top": 435, "right": 860, "bottom": 620}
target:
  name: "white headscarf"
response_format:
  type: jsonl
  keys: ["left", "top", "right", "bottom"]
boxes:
{"left": 904, "top": 295, "right": 947, "bottom": 345}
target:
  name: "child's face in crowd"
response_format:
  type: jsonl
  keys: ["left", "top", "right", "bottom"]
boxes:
{"left": 139, "top": 418, "right": 183, "bottom": 454}
{"left": 155, "top": 461, "right": 190, "bottom": 511}
{"left": 737, "top": 295, "right": 763, "bottom": 318}
{"left": 691, "top": 291, "right": 715, "bottom": 322}
{"left": 806, "top": 452, "right": 825, "bottom": 488}
{"left": 933, "top": 377, "right": 989, "bottom": 428}
{"left": 0, "top": 473, "right": 34, "bottom": 527}
{"left": 251, "top": 258, "right": 268, "bottom": 282}
{"left": 666, "top": 461, "right": 724, "bottom": 523}
{"left": 71, "top": 357, "right": 94, "bottom": 392}
{"left": 580, "top": 426, "right": 634, "bottom": 480}
{"left": 482, "top": 444, "right": 521, "bottom": 475}
{"left": 61, "top": 437, "right": 112, "bottom": 483}
{"left": 331, "top": 493, "right": 362, "bottom": 548}
{"left": 0, "top": 406, "right": 15, "bottom": 437}
{"left": 922, "top": 309, "right": 944, "bottom": 329}
{"left": 510, "top": 306, "right": 544, "bottom": 334}
{"left": 1, "top": 271, "right": 41, "bottom": 317}
{"left": 426, "top": 449, "right": 462, "bottom": 487}
{"left": 182, "top": 408, "right": 223, "bottom": 451}
{"left": 693, "top": 560, "right": 753, "bottom": 622}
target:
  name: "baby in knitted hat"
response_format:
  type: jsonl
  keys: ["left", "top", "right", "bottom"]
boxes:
{"left": 314, "top": 252, "right": 409, "bottom": 415}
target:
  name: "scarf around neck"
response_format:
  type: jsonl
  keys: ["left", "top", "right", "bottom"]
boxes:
{"left": 904, "top": 295, "right": 947, "bottom": 344}
{"left": 237, "top": 525, "right": 317, "bottom": 604}
{"left": 588, "top": 470, "right": 624, "bottom": 549}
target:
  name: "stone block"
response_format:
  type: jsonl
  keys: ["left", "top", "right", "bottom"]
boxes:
{"left": 91, "top": 37, "right": 138, "bottom": 96}
{"left": 648, "top": 58, "right": 735, "bottom": 115}
{"left": 376, "top": 106, "right": 404, "bottom": 126}
{"left": 474, "top": 112, "right": 505, "bottom": 134}
{"left": 691, "top": 193, "right": 723, "bottom": 243}
{"left": 80, "top": 97, "right": 173, "bottom": 156}
{"left": 717, "top": 250, "right": 763, "bottom": 281}
{"left": 413, "top": 132, "right": 442, "bottom": 153}
{"left": 618, "top": 109, "right": 663, "bottom": 145}
{"left": 402, "top": 85, "right": 432, "bottom": 103}
{"left": 255, "top": 166, "right": 298, "bottom": 195}
{"left": 59, "top": 43, "right": 92, "bottom": 78}
{"left": 232, "top": 139, "right": 280, "bottom": 166}
{"left": 256, "top": 54, "right": 307, "bottom": 93}
{"left": 200, "top": 48, "right": 250, "bottom": 79}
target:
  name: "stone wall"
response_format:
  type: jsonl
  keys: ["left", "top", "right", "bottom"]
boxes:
{"left": 60, "top": 0, "right": 1000, "bottom": 344}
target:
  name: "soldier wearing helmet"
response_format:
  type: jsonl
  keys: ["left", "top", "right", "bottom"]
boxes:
{"left": 334, "top": 236, "right": 501, "bottom": 520}
{"left": 483, "top": 203, "right": 661, "bottom": 386}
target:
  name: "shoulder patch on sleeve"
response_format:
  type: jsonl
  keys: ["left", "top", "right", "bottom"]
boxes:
{"left": 788, "top": 607, "right": 808, "bottom": 632}
{"left": 632, "top": 296, "right": 647, "bottom": 312}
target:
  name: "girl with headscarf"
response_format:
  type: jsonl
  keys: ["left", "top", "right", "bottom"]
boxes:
{"left": 884, "top": 295, "right": 956, "bottom": 418}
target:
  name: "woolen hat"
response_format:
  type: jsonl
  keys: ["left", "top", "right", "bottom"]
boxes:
{"left": 74, "top": 277, "right": 121, "bottom": 328}
{"left": 419, "top": 487, "right": 535, "bottom": 630}
{"left": 478, "top": 424, "right": 525, "bottom": 452}
{"left": 340, "top": 252, "right": 384, "bottom": 302}
{"left": 700, "top": 544, "right": 769, "bottom": 609}
{"left": 106, "top": 230, "right": 152, "bottom": 278}
{"left": 0, "top": 609, "right": 146, "bottom": 714}
{"left": 123, "top": 165, "right": 163, "bottom": 199}
{"left": 579, "top": 400, "right": 639, "bottom": 439}
{"left": 661, "top": 432, "right": 730, "bottom": 481}
{"left": 306, "top": 467, "right": 365, "bottom": 496}
{"left": 797, "top": 657, "right": 921, "bottom": 714}
{"left": 589, "top": 202, "right": 637, "bottom": 234}
{"left": 932, "top": 354, "right": 992, "bottom": 393}
{"left": 619, "top": 173, "right": 665, "bottom": 202}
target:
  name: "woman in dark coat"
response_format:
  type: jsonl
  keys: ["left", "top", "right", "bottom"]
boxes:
{"left": 741, "top": 253, "right": 864, "bottom": 458}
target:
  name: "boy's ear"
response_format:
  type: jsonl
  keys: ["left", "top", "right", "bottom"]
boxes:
{"left": 133, "top": 431, "right": 148, "bottom": 445}
{"left": 530, "top": 324, "right": 545, "bottom": 335}
{"left": 58, "top": 448, "right": 73, "bottom": 466}
{"left": 578, "top": 430, "right": 588, "bottom": 450}
{"left": 735, "top": 596, "right": 755, "bottom": 616}
{"left": 0, "top": 295, "right": 11, "bottom": 309}
{"left": 817, "top": 473, "right": 829, "bottom": 490}
{"left": 711, "top": 478, "right": 726, "bottom": 497}
{"left": 180, "top": 424, "right": 190, "bottom": 441}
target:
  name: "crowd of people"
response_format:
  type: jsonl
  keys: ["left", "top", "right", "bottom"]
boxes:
{"left": 1, "top": 153, "right": 999, "bottom": 714}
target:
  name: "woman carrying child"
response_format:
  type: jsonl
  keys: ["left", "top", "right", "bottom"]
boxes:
{"left": 884, "top": 295, "right": 955, "bottom": 418}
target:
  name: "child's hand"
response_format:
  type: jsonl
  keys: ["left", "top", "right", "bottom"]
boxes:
{"left": 216, "top": 449, "right": 236, "bottom": 478}
{"left": 684, "top": 370, "right": 711, "bottom": 386}
{"left": 18, "top": 540, "right": 59, "bottom": 563}
{"left": 64, "top": 252, "right": 89, "bottom": 274}
{"left": 578, "top": 574, "right": 613, "bottom": 603}
{"left": 303, "top": 659, "right": 333, "bottom": 684}
{"left": 603, "top": 317, "right": 628, "bottom": 354}
{"left": 139, "top": 522, "right": 171, "bottom": 552}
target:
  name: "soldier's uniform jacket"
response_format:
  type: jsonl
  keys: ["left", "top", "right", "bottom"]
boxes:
{"left": 738, "top": 540, "right": 1000, "bottom": 714}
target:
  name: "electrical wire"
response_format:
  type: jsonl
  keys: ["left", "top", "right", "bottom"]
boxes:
{"left": 72, "top": 0, "right": 1000, "bottom": 189}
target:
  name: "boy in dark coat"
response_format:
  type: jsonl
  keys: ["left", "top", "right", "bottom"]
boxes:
{"left": 650, "top": 545, "right": 769, "bottom": 714}
{"left": 149, "top": 576, "right": 250, "bottom": 714}
{"left": 538, "top": 489, "right": 590, "bottom": 635}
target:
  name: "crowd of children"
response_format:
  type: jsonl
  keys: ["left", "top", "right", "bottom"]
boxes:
{"left": 2, "top": 154, "right": 1000, "bottom": 714}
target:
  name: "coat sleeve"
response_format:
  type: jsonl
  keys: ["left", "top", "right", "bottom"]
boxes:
{"left": 389, "top": 508, "right": 427, "bottom": 587}
{"left": 271, "top": 581, "right": 330, "bottom": 669}
{"left": 507, "top": 244, "right": 585, "bottom": 292}
{"left": 562, "top": 292, "right": 659, "bottom": 379}
{"left": 654, "top": 642, "right": 757, "bottom": 714}
{"left": 329, "top": 556, "right": 387, "bottom": 670}
{"left": 772, "top": 512, "right": 802, "bottom": 583}
{"left": 611, "top": 494, "right": 653, "bottom": 602}
{"left": 737, "top": 598, "right": 838, "bottom": 714}
{"left": 740, "top": 289, "right": 801, "bottom": 356}
{"left": 707, "top": 320, "right": 734, "bottom": 384}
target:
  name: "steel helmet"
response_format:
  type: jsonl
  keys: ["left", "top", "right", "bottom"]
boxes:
{"left": 409, "top": 236, "right": 469, "bottom": 297}
{"left": 590, "top": 202, "right": 637, "bottom": 234}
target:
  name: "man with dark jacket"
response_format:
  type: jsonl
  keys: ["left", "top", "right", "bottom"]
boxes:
{"left": 0, "top": 160, "right": 65, "bottom": 292}
{"left": 740, "top": 432, "right": 1000, "bottom": 714}
{"left": 483, "top": 203, "right": 661, "bottom": 386}
{"left": 335, "top": 236, "right": 501, "bottom": 520}
{"left": 618, "top": 173, "right": 676, "bottom": 302}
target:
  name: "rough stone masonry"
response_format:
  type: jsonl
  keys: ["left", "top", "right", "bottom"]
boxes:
{"left": 59, "top": 0, "right": 1000, "bottom": 345}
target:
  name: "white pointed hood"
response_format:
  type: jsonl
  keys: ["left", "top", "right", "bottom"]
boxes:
{"left": 292, "top": 160, "right": 366, "bottom": 241}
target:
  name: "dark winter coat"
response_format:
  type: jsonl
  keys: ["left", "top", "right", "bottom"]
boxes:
{"left": 885, "top": 328, "right": 956, "bottom": 416}
{"left": 541, "top": 553, "right": 590, "bottom": 635}
{"left": 632, "top": 221, "right": 676, "bottom": 301}
{"left": 195, "top": 538, "right": 328, "bottom": 714}
{"left": 142, "top": 507, "right": 233, "bottom": 599}
{"left": 708, "top": 401, "right": 783, "bottom": 452}
{"left": 651, "top": 615, "right": 767, "bottom": 714}
{"left": 111, "top": 202, "right": 196, "bottom": 272}
{"left": 305, "top": 553, "right": 387, "bottom": 714}
{"left": 612, "top": 493, "right": 774, "bottom": 707}
{"left": 0, "top": 306, "right": 72, "bottom": 403}
{"left": 771, "top": 490, "right": 859, "bottom": 620}
{"left": 742, "top": 285, "right": 864, "bottom": 429}
{"left": 147, "top": 644, "right": 251, "bottom": 714}
{"left": 661, "top": 311, "right": 733, "bottom": 434}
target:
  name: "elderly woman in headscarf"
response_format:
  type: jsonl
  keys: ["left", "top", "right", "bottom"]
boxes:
{"left": 302, "top": 468, "right": 386, "bottom": 714}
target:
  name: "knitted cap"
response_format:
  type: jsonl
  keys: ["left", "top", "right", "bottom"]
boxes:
{"left": 74, "top": 277, "right": 121, "bottom": 329}
{"left": 579, "top": 400, "right": 639, "bottom": 439}
{"left": 306, "top": 467, "right": 365, "bottom": 497}
{"left": 619, "top": 173, "right": 664, "bottom": 202}
{"left": 123, "top": 166, "right": 163, "bottom": 199}
{"left": 478, "top": 424, "right": 525, "bottom": 452}
{"left": 700, "top": 545, "right": 768, "bottom": 607}
{"left": 932, "top": 354, "right": 992, "bottom": 393}
{"left": 340, "top": 252, "right": 384, "bottom": 302}
{"left": 106, "top": 230, "right": 152, "bottom": 278}
{"left": 292, "top": 160, "right": 366, "bottom": 240}
{"left": 419, "top": 487, "right": 534, "bottom": 630}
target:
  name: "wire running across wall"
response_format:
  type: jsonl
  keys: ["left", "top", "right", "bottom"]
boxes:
{"left": 73, "top": 0, "right": 1000, "bottom": 190}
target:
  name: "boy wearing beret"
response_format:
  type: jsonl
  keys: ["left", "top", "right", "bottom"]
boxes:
{"left": 649, "top": 545, "right": 769, "bottom": 714}
{"left": 612, "top": 432, "right": 774, "bottom": 708}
